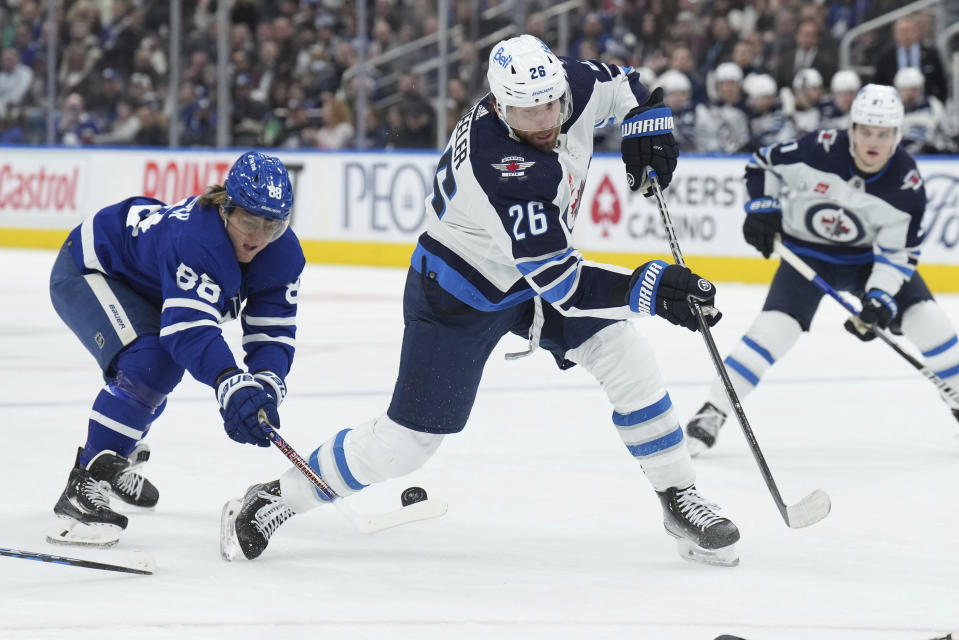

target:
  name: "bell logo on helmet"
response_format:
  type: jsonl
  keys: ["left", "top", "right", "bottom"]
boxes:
{"left": 492, "top": 46, "right": 512, "bottom": 69}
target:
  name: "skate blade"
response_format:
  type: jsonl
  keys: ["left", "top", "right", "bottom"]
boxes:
{"left": 676, "top": 538, "right": 739, "bottom": 567}
{"left": 46, "top": 515, "right": 122, "bottom": 548}
{"left": 219, "top": 498, "right": 243, "bottom": 562}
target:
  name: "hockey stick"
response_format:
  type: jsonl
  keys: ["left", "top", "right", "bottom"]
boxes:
{"left": 256, "top": 410, "right": 448, "bottom": 534}
{"left": 646, "top": 171, "right": 831, "bottom": 528}
{"left": 0, "top": 546, "right": 154, "bottom": 575}
{"left": 773, "top": 236, "right": 959, "bottom": 409}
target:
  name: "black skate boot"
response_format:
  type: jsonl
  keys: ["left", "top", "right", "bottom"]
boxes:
{"left": 657, "top": 484, "right": 740, "bottom": 567}
{"left": 685, "top": 402, "right": 727, "bottom": 457}
{"left": 108, "top": 442, "right": 159, "bottom": 509}
{"left": 48, "top": 448, "right": 130, "bottom": 547}
{"left": 220, "top": 480, "right": 295, "bottom": 561}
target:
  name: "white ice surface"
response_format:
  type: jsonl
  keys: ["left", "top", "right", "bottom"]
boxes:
{"left": 1, "top": 247, "right": 957, "bottom": 640}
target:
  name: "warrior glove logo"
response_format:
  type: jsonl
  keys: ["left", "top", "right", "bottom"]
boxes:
{"left": 621, "top": 108, "right": 674, "bottom": 138}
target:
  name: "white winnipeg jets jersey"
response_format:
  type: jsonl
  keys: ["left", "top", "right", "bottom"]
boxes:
{"left": 411, "top": 58, "right": 651, "bottom": 320}
{"left": 746, "top": 129, "right": 926, "bottom": 295}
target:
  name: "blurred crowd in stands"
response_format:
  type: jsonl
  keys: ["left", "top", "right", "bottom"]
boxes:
{"left": 0, "top": 0, "right": 957, "bottom": 153}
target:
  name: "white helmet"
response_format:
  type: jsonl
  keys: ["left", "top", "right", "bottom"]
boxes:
{"left": 893, "top": 66, "right": 924, "bottom": 89}
{"left": 830, "top": 69, "right": 861, "bottom": 94}
{"left": 743, "top": 73, "right": 777, "bottom": 98}
{"left": 849, "top": 83, "right": 904, "bottom": 150}
{"left": 487, "top": 34, "right": 572, "bottom": 132}
{"left": 715, "top": 62, "right": 743, "bottom": 84}
{"left": 636, "top": 66, "right": 657, "bottom": 88}
{"left": 657, "top": 69, "right": 692, "bottom": 94}
{"left": 850, "top": 83, "right": 904, "bottom": 128}
{"left": 792, "top": 67, "right": 823, "bottom": 92}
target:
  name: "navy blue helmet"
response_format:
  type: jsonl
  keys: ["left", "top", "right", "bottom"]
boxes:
{"left": 223, "top": 151, "right": 293, "bottom": 221}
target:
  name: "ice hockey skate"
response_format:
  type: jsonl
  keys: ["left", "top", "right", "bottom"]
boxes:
{"left": 220, "top": 480, "right": 295, "bottom": 561}
{"left": 108, "top": 442, "right": 159, "bottom": 509}
{"left": 685, "top": 402, "right": 727, "bottom": 456}
{"left": 47, "top": 448, "right": 131, "bottom": 547}
{"left": 657, "top": 484, "right": 740, "bottom": 567}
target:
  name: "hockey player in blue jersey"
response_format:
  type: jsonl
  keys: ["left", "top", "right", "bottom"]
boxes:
{"left": 221, "top": 35, "right": 742, "bottom": 567}
{"left": 47, "top": 151, "right": 304, "bottom": 547}
{"left": 685, "top": 84, "right": 959, "bottom": 455}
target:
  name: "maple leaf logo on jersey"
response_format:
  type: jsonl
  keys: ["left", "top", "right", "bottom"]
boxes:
{"left": 590, "top": 175, "right": 621, "bottom": 237}
{"left": 492, "top": 156, "right": 535, "bottom": 178}
{"left": 901, "top": 169, "right": 923, "bottom": 191}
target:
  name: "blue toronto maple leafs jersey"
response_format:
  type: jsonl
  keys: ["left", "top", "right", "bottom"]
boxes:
{"left": 746, "top": 129, "right": 926, "bottom": 295}
{"left": 412, "top": 57, "right": 653, "bottom": 320}
{"left": 66, "top": 195, "right": 305, "bottom": 387}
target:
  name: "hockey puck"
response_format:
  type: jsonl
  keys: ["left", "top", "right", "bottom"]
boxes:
{"left": 401, "top": 486, "right": 428, "bottom": 507}
{"left": 714, "top": 635, "right": 749, "bottom": 640}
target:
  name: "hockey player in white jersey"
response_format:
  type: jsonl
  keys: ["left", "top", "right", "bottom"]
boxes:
{"left": 894, "top": 67, "right": 957, "bottom": 155}
{"left": 222, "top": 35, "right": 741, "bottom": 566}
{"left": 47, "top": 151, "right": 304, "bottom": 546}
{"left": 685, "top": 84, "right": 959, "bottom": 454}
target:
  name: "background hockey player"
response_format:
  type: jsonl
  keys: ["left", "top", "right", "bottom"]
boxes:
{"left": 893, "top": 67, "right": 957, "bottom": 155}
{"left": 818, "top": 69, "right": 861, "bottom": 131}
{"left": 742, "top": 73, "right": 797, "bottom": 152}
{"left": 222, "top": 34, "right": 741, "bottom": 567}
{"left": 685, "top": 84, "right": 959, "bottom": 455}
{"left": 48, "top": 151, "right": 304, "bottom": 547}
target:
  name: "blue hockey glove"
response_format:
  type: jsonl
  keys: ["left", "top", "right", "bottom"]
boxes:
{"left": 627, "top": 260, "right": 722, "bottom": 332}
{"left": 215, "top": 369, "right": 279, "bottom": 447}
{"left": 742, "top": 198, "right": 783, "bottom": 258}
{"left": 844, "top": 289, "right": 897, "bottom": 342}
{"left": 621, "top": 87, "right": 679, "bottom": 196}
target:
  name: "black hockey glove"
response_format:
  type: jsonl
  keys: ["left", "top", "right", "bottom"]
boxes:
{"left": 742, "top": 198, "right": 782, "bottom": 258}
{"left": 626, "top": 260, "right": 722, "bottom": 332}
{"left": 216, "top": 369, "right": 279, "bottom": 447}
{"left": 844, "top": 289, "right": 897, "bottom": 342}
{"left": 621, "top": 87, "right": 679, "bottom": 197}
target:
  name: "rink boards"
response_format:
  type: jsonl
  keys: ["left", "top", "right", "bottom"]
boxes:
{"left": 1, "top": 147, "right": 957, "bottom": 290}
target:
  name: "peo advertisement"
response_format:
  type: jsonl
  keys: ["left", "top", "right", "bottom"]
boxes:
{"left": 1, "top": 148, "right": 958, "bottom": 266}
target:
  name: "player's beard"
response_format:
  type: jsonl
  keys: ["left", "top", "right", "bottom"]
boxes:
{"left": 516, "top": 126, "right": 560, "bottom": 152}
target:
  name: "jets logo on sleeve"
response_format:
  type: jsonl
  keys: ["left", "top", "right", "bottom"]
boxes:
{"left": 492, "top": 156, "right": 535, "bottom": 178}
{"left": 901, "top": 169, "right": 923, "bottom": 191}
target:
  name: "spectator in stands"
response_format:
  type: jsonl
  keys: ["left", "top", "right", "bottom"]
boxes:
{"left": 99, "top": 0, "right": 141, "bottom": 77}
{"left": 233, "top": 73, "right": 268, "bottom": 146}
{"left": 774, "top": 19, "right": 837, "bottom": 91}
{"left": 133, "top": 103, "right": 166, "bottom": 146}
{"left": 894, "top": 66, "right": 955, "bottom": 154}
{"left": 669, "top": 46, "right": 707, "bottom": 106}
{"left": 315, "top": 92, "right": 355, "bottom": 150}
{"left": 85, "top": 67, "right": 125, "bottom": 126}
{"left": 874, "top": 15, "right": 946, "bottom": 102}
{"left": 731, "top": 38, "right": 763, "bottom": 78}
{"left": 444, "top": 77, "right": 471, "bottom": 137}
{"left": 57, "top": 92, "right": 99, "bottom": 146}
{"left": 700, "top": 15, "right": 736, "bottom": 77}
{"left": 94, "top": 98, "right": 140, "bottom": 145}
{"left": 819, "top": 69, "right": 860, "bottom": 131}
{"left": 393, "top": 72, "right": 436, "bottom": 149}
{"left": 0, "top": 45, "right": 33, "bottom": 118}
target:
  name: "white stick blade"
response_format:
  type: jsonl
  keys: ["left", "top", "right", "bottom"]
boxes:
{"left": 785, "top": 489, "right": 831, "bottom": 528}
{"left": 355, "top": 499, "right": 449, "bottom": 534}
